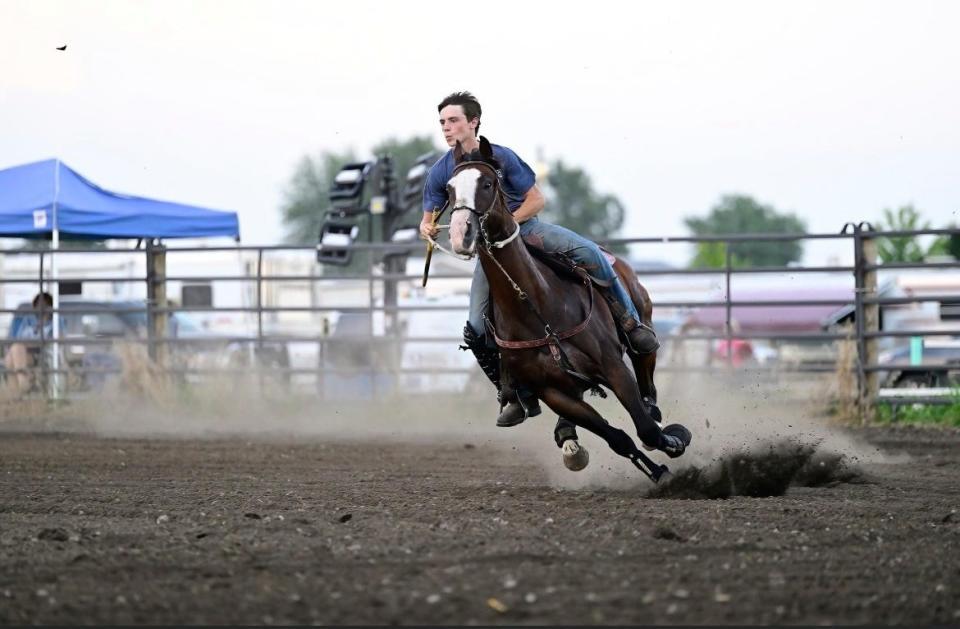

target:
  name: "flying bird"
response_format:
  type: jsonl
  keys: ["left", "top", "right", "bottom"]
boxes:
{"left": 56, "top": 45, "right": 67, "bottom": 51}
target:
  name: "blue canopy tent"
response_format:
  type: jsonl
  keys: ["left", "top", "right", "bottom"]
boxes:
{"left": 0, "top": 158, "right": 239, "bottom": 240}
{"left": 0, "top": 158, "right": 240, "bottom": 396}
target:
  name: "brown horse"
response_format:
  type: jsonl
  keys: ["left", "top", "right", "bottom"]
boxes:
{"left": 446, "top": 138, "right": 691, "bottom": 481}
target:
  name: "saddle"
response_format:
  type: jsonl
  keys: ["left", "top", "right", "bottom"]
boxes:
{"left": 520, "top": 233, "right": 614, "bottom": 289}
{"left": 517, "top": 234, "right": 649, "bottom": 361}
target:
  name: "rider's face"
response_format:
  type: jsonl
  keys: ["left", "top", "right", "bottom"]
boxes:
{"left": 439, "top": 104, "right": 478, "bottom": 148}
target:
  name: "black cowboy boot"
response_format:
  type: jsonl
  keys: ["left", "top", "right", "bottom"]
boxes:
{"left": 461, "top": 323, "right": 541, "bottom": 427}
{"left": 602, "top": 291, "right": 659, "bottom": 355}
{"left": 496, "top": 382, "right": 542, "bottom": 428}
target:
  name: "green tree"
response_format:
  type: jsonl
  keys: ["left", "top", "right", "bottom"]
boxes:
{"left": 949, "top": 232, "right": 960, "bottom": 260}
{"left": 874, "top": 205, "right": 955, "bottom": 263}
{"left": 684, "top": 194, "right": 807, "bottom": 268}
{"left": 689, "top": 241, "right": 729, "bottom": 269}
{"left": 370, "top": 135, "right": 438, "bottom": 206}
{"left": 542, "top": 159, "right": 626, "bottom": 252}
{"left": 280, "top": 136, "right": 440, "bottom": 245}
{"left": 931, "top": 223, "right": 960, "bottom": 260}
{"left": 875, "top": 205, "right": 928, "bottom": 263}
{"left": 280, "top": 150, "right": 356, "bottom": 245}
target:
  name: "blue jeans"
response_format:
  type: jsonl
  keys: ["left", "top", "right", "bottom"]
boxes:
{"left": 468, "top": 217, "right": 640, "bottom": 337}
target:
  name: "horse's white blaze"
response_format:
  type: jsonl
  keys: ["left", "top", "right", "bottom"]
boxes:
{"left": 449, "top": 209, "right": 474, "bottom": 254}
{"left": 448, "top": 169, "right": 481, "bottom": 254}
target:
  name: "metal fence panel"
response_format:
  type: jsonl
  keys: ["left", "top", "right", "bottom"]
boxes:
{"left": 1, "top": 227, "right": 957, "bottom": 417}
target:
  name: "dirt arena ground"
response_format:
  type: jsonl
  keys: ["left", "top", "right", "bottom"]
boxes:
{"left": 1, "top": 376, "right": 958, "bottom": 625}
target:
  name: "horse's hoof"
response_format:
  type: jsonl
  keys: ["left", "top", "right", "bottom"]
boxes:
{"left": 562, "top": 439, "right": 590, "bottom": 471}
{"left": 653, "top": 467, "right": 672, "bottom": 484}
{"left": 664, "top": 423, "right": 692, "bottom": 445}
{"left": 661, "top": 423, "right": 692, "bottom": 459}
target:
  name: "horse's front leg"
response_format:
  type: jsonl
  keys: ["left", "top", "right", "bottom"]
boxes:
{"left": 554, "top": 416, "right": 589, "bottom": 471}
{"left": 606, "top": 361, "right": 691, "bottom": 459}
{"left": 540, "top": 387, "right": 669, "bottom": 480}
{"left": 630, "top": 351, "right": 662, "bottom": 423}
{"left": 539, "top": 387, "right": 641, "bottom": 461}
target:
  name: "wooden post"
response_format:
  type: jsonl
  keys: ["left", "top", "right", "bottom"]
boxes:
{"left": 146, "top": 240, "right": 168, "bottom": 367}
{"left": 852, "top": 223, "right": 879, "bottom": 424}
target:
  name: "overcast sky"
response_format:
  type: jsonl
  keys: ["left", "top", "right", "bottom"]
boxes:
{"left": 2, "top": 0, "right": 957, "bottom": 265}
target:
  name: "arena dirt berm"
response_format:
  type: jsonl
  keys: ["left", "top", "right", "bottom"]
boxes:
{"left": 0, "top": 371, "right": 957, "bottom": 625}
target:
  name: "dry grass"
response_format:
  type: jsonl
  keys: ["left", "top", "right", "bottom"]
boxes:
{"left": 823, "top": 325, "right": 859, "bottom": 423}
{"left": 0, "top": 355, "right": 53, "bottom": 422}
{"left": 0, "top": 392, "right": 50, "bottom": 422}
{"left": 113, "top": 341, "right": 177, "bottom": 402}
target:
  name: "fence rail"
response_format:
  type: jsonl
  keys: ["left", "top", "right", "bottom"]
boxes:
{"left": 1, "top": 225, "right": 957, "bottom": 417}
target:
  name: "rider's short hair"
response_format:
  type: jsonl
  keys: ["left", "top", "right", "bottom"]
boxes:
{"left": 438, "top": 91, "right": 481, "bottom": 136}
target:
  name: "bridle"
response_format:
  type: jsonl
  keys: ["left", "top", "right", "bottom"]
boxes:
{"left": 449, "top": 160, "right": 520, "bottom": 250}
{"left": 425, "top": 160, "right": 519, "bottom": 261}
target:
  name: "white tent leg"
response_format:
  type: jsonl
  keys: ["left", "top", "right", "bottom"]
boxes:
{"left": 50, "top": 161, "right": 62, "bottom": 401}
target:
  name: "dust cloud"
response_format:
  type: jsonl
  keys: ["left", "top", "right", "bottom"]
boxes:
{"left": 2, "top": 366, "right": 898, "bottom": 498}
{"left": 529, "top": 369, "right": 898, "bottom": 494}
{"left": 2, "top": 372, "right": 521, "bottom": 446}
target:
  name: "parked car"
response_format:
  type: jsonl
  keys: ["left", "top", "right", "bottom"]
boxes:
{"left": 1, "top": 299, "right": 290, "bottom": 391}
{"left": 877, "top": 339, "right": 960, "bottom": 388}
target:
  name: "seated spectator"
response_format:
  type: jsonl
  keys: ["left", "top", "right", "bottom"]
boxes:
{"left": 4, "top": 292, "right": 55, "bottom": 394}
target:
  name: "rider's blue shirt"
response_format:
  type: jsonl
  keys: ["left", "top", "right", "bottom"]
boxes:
{"left": 422, "top": 143, "right": 536, "bottom": 213}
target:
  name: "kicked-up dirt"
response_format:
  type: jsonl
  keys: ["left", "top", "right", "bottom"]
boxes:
{"left": 0, "top": 418, "right": 958, "bottom": 625}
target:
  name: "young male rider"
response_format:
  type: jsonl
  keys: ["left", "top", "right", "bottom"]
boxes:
{"left": 420, "top": 91, "right": 658, "bottom": 428}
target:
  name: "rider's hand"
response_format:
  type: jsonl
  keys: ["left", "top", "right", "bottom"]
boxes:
{"left": 419, "top": 213, "right": 439, "bottom": 241}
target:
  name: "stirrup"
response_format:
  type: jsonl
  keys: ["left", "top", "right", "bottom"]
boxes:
{"left": 600, "top": 290, "right": 658, "bottom": 354}
{"left": 625, "top": 321, "right": 659, "bottom": 355}
{"left": 496, "top": 396, "right": 542, "bottom": 428}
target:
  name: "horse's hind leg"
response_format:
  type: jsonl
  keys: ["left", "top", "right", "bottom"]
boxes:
{"left": 613, "top": 260, "right": 662, "bottom": 422}
{"left": 540, "top": 388, "right": 643, "bottom": 461}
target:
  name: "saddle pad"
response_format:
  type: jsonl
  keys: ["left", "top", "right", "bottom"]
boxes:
{"left": 521, "top": 234, "right": 588, "bottom": 283}
{"left": 523, "top": 234, "right": 617, "bottom": 268}
{"left": 521, "top": 234, "right": 612, "bottom": 288}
